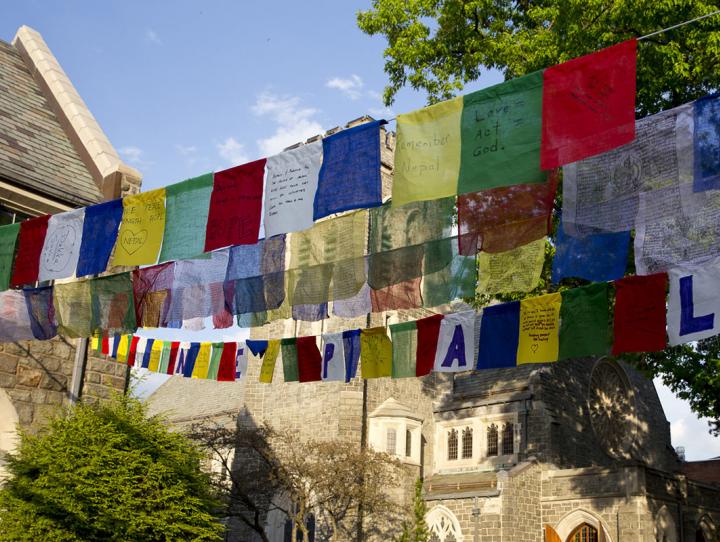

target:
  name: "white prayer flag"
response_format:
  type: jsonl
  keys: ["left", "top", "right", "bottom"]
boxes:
{"left": 235, "top": 345, "right": 249, "bottom": 380}
{"left": 321, "top": 332, "right": 345, "bottom": 382}
{"left": 433, "top": 310, "right": 476, "bottom": 373}
{"left": 39, "top": 208, "right": 84, "bottom": 281}
{"left": 667, "top": 263, "right": 720, "bottom": 346}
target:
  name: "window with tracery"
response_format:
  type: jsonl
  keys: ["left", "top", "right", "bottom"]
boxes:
{"left": 406, "top": 429, "right": 412, "bottom": 457}
{"left": 461, "top": 428, "right": 473, "bottom": 459}
{"left": 570, "top": 523, "right": 598, "bottom": 542}
{"left": 487, "top": 424, "right": 498, "bottom": 456}
{"left": 502, "top": 423, "right": 514, "bottom": 455}
{"left": 386, "top": 428, "right": 397, "bottom": 455}
{"left": 427, "top": 506, "right": 463, "bottom": 542}
{"left": 447, "top": 429, "right": 458, "bottom": 461}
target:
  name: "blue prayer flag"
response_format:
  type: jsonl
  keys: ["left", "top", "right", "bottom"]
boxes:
{"left": 246, "top": 339, "right": 269, "bottom": 357}
{"left": 693, "top": 94, "right": 720, "bottom": 192}
{"left": 77, "top": 199, "right": 123, "bottom": 277}
{"left": 23, "top": 286, "right": 57, "bottom": 340}
{"left": 342, "top": 329, "right": 361, "bottom": 382}
{"left": 182, "top": 342, "right": 201, "bottom": 377}
{"left": 477, "top": 302, "right": 520, "bottom": 369}
{"left": 141, "top": 339, "right": 154, "bottom": 369}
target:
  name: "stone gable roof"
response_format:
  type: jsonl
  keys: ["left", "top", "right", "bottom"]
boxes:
{"left": 0, "top": 39, "right": 101, "bottom": 207}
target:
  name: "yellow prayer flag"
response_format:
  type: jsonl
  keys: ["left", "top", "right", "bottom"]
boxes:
{"left": 517, "top": 292, "right": 561, "bottom": 364}
{"left": 259, "top": 340, "right": 280, "bottom": 383}
{"left": 113, "top": 189, "right": 166, "bottom": 266}
{"left": 393, "top": 97, "right": 463, "bottom": 206}
{"left": 191, "top": 342, "right": 212, "bottom": 379}
{"left": 90, "top": 336, "right": 100, "bottom": 351}
{"left": 360, "top": 327, "right": 393, "bottom": 379}
{"left": 477, "top": 238, "right": 546, "bottom": 295}
{"left": 117, "top": 334, "right": 130, "bottom": 363}
{"left": 148, "top": 340, "right": 163, "bottom": 372}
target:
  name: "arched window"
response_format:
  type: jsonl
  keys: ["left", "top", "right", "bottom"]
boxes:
{"left": 568, "top": 523, "right": 598, "bottom": 542}
{"left": 406, "top": 429, "right": 412, "bottom": 457}
{"left": 447, "top": 429, "right": 458, "bottom": 461}
{"left": 502, "top": 423, "right": 514, "bottom": 455}
{"left": 426, "top": 505, "right": 464, "bottom": 542}
{"left": 487, "top": 424, "right": 498, "bottom": 457}
{"left": 462, "top": 428, "right": 473, "bottom": 459}
{"left": 386, "top": 428, "right": 397, "bottom": 455}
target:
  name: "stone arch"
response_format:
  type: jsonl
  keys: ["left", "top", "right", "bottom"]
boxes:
{"left": 696, "top": 515, "right": 717, "bottom": 542}
{"left": 555, "top": 508, "right": 614, "bottom": 542}
{"left": 654, "top": 505, "right": 678, "bottom": 542}
{"left": 426, "top": 504, "right": 464, "bottom": 542}
{"left": 0, "top": 389, "right": 19, "bottom": 481}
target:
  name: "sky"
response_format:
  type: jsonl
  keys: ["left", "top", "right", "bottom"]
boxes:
{"left": 3, "top": 1, "right": 719, "bottom": 461}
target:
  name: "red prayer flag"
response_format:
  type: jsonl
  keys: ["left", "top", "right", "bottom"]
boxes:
{"left": 541, "top": 39, "right": 637, "bottom": 169}
{"left": 416, "top": 314, "right": 444, "bottom": 376}
{"left": 101, "top": 336, "right": 110, "bottom": 355}
{"left": 167, "top": 341, "right": 180, "bottom": 375}
{"left": 204, "top": 159, "right": 266, "bottom": 251}
{"left": 217, "top": 342, "right": 238, "bottom": 382}
{"left": 370, "top": 277, "right": 423, "bottom": 312}
{"left": 612, "top": 273, "right": 667, "bottom": 355}
{"left": 297, "top": 336, "right": 322, "bottom": 382}
{"left": 10, "top": 215, "right": 50, "bottom": 287}
{"left": 127, "top": 335, "right": 140, "bottom": 367}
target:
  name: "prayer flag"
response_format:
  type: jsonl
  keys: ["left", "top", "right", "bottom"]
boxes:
{"left": 39, "top": 208, "right": 84, "bottom": 281}
{"left": 216, "top": 342, "right": 237, "bottom": 381}
{"left": 421, "top": 239, "right": 477, "bottom": 308}
{"left": 667, "top": 264, "right": 720, "bottom": 345}
{"left": 0, "top": 290, "right": 35, "bottom": 342}
{"left": 117, "top": 335, "right": 130, "bottom": 363}
{"left": 205, "top": 160, "right": 265, "bottom": 251}
{"left": 297, "top": 336, "right": 322, "bottom": 382}
{"left": 127, "top": 336, "right": 140, "bottom": 367}
{"left": 559, "top": 283, "right": 611, "bottom": 359}
{"left": 264, "top": 142, "right": 322, "bottom": 237}
{"left": 182, "top": 343, "right": 201, "bottom": 377}
{"left": 77, "top": 199, "right": 123, "bottom": 277}
{"left": 321, "top": 332, "right": 345, "bottom": 382}
{"left": 477, "top": 238, "right": 546, "bottom": 295}
{"left": 281, "top": 338, "right": 299, "bottom": 382}
{"left": 113, "top": 189, "right": 166, "bottom": 266}
{"left": 260, "top": 340, "right": 280, "bottom": 383}
{"left": 110, "top": 335, "right": 120, "bottom": 359}
{"left": 140, "top": 338, "right": 153, "bottom": 369}
{"left": 477, "top": 302, "right": 520, "bottom": 369}
{"left": 148, "top": 340, "right": 163, "bottom": 372}
{"left": 54, "top": 280, "right": 92, "bottom": 338}
{"left": 246, "top": 340, "right": 269, "bottom": 357}
{"left": 90, "top": 273, "right": 136, "bottom": 336}
{"left": 23, "top": 285, "right": 57, "bottom": 340}
{"left": 132, "top": 262, "right": 174, "bottom": 328}
{"left": 370, "top": 278, "right": 423, "bottom": 312}
{"left": 393, "top": 97, "right": 462, "bottom": 206}
{"left": 343, "top": 329, "right": 361, "bottom": 382}
{"left": 207, "top": 342, "right": 224, "bottom": 380}
{"left": 90, "top": 335, "right": 100, "bottom": 352}
{"left": 390, "top": 321, "right": 417, "bottom": 378}
{"left": 360, "top": 327, "right": 392, "bottom": 379}
{"left": 235, "top": 344, "right": 248, "bottom": 380}
{"left": 160, "top": 173, "right": 214, "bottom": 261}
{"left": 11, "top": 215, "right": 50, "bottom": 287}
{"left": 541, "top": 39, "right": 637, "bottom": 169}
{"left": 0, "top": 223, "right": 20, "bottom": 291}
{"left": 433, "top": 311, "right": 476, "bottom": 372}
{"left": 101, "top": 336, "right": 109, "bottom": 355}
{"left": 416, "top": 314, "right": 443, "bottom": 376}
{"left": 693, "top": 94, "right": 720, "bottom": 192}
{"left": 191, "top": 342, "right": 211, "bottom": 378}
{"left": 167, "top": 341, "right": 180, "bottom": 374}
{"left": 612, "top": 273, "right": 667, "bottom": 354}
{"left": 314, "top": 120, "right": 385, "bottom": 219}
{"left": 459, "top": 71, "right": 544, "bottom": 193}
{"left": 517, "top": 293, "right": 561, "bottom": 364}
{"left": 158, "top": 341, "right": 172, "bottom": 374}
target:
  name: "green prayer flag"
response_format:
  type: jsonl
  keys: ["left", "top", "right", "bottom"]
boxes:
{"left": 422, "top": 239, "right": 477, "bottom": 307}
{"left": 207, "top": 342, "right": 224, "bottom": 380}
{"left": 158, "top": 342, "right": 172, "bottom": 374}
{"left": 159, "top": 173, "right": 214, "bottom": 262}
{"left": 459, "top": 71, "right": 544, "bottom": 193}
{"left": 281, "top": 338, "right": 299, "bottom": 382}
{"left": 0, "top": 223, "right": 20, "bottom": 291}
{"left": 390, "top": 321, "right": 417, "bottom": 378}
{"left": 559, "top": 283, "right": 612, "bottom": 360}
{"left": 89, "top": 273, "right": 137, "bottom": 337}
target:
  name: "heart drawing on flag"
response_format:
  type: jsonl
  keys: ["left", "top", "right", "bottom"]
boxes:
{"left": 120, "top": 229, "right": 148, "bottom": 255}
{"left": 530, "top": 343, "right": 539, "bottom": 354}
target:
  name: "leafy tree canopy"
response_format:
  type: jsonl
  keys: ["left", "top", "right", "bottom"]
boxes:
{"left": 0, "top": 396, "right": 223, "bottom": 542}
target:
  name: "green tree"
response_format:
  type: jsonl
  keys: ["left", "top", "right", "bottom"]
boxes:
{"left": 0, "top": 396, "right": 223, "bottom": 542}
{"left": 358, "top": 0, "right": 720, "bottom": 435}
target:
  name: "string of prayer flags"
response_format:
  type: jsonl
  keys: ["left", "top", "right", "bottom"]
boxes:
{"left": 10, "top": 214, "right": 50, "bottom": 287}
{"left": 77, "top": 199, "right": 123, "bottom": 277}
{"left": 667, "top": 263, "right": 720, "bottom": 346}
{"left": 477, "top": 302, "right": 520, "bottom": 370}
{"left": 0, "top": 290, "right": 36, "bottom": 342}
{"left": 541, "top": 40, "right": 637, "bottom": 169}
{"left": 517, "top": 293, "right": 561, "bottom": 364}
{"left": 693, "top": 94, "right": 720, "bottom": 192}
{"left": 476, "top": 238, "right": 546, "bottom": 295}
{"left": 321, "top": 332, "right": 346, "bottom": 382}
{"left": 54, "top": 280, "right": 92, "bottom": 339}
{"left": 552, "top": 218, "right": 630, "bottom": 283}
{"left": 342, "top": 329, "right": 361, "bottom": 382}
{"left": 113, "top": 189, "right": 166, "bottom": 266}
{"left": 89, "top": 273, "right": 137, "bottom": 336}
{"left": 259, "top": 340, "right": 280, "bottom": 383}
{"left": 160, "top": 173, "right": 214, "bottom": 262}
{"left": 297, "top": 336, "right": 322, "bottom": 382}
{"left": 38, "top": 208, "right": 84, "bottom": 281}
{"left": 264, "top": 142, "right": 322, "bottom": 238}
{"left": 558, "top": 283, "right": 611, "bottom": 359}
{"left": 612, "top": 273, "right": 668, "bottom": 354}
{"left": 433, "top": 311, "right": 476, "bottom": 373}
{"left": 23, "top": 286, "right": 56, "bottom": 341}
{"left": 459, "top": 71, "right": 544, "bottom": 193}
{"left": 314, "top": 120, "right": 385, "bottom": 220}
{"left": 393, "top": 96, "right": 463, "bottom": 206}
{"left": 205, "top": 160, "right": 265, "bottom": 251}
{"left": 360, "top": 327, "right": 392, "bottom": 379}
{"left": 416, "top": 314, "right": 443, "bottom": 376}
{"left": 281, "top": 338, "right": 299, "bottom": 382}
{"left": 390, "top": 321, "right": 417, "bottom": 378}
{"left": 0, "top": 223, "right": 20, "bottom": 290}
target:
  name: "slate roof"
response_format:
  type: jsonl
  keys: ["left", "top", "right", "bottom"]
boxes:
{"left": 0, "top": 39, "right": 101, "bottom": 207}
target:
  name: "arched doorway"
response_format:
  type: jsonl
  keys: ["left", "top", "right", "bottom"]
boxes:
{"left": 426, "top": 505, "right": 464, "bottom": 542}
{"left": 0, "top": 389, "right": 19, "bottom": 482}
{"left": 554, "top": 508, "right": 614, "bottom": 542}
{"left": 567, "top": 523, "right": 599, "bottom": 542}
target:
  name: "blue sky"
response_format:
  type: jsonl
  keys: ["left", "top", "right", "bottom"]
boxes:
{"left": 3, "top": 2, "right": 719, "bottom": 460}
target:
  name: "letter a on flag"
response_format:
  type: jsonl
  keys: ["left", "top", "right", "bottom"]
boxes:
{"left": 433, "top": 311, "right": 476, "bottom": 373}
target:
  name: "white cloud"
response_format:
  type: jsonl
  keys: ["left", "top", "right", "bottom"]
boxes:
{"left": 119, "top": 146, "right": 144, "bottom": 165}
{"left": 326, "top": 74, "right": 364, "bottom": 99}
{"left": 217, "top": 137, "right": 249, "bottom": 165}
{"left": 252, "top": 92, "right": 323, "bottom": 156}
{"left": 145, "top": 28, "right": 162, "bottom": 45}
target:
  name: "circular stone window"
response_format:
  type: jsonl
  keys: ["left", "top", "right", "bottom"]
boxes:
{"left": 588, "top": 360, "right": 636, "bottom": 459}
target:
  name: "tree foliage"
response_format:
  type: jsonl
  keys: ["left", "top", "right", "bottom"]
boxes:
{"left": 357, "top": 0, "right": 720, "bottom": 116}
{"left": 396, "top": 478, "right": 430, "bottom": 542}
{"left": 0, "top": 396, "right": 222, "bottom": 542}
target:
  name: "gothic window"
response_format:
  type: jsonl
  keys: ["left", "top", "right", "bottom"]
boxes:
{"left": 426, "top": 506, "right": 463, "bottom": 542}
{"left": 406, "top": 429, "right": 412, "bottom": 457}
{"left": 461, "top": 428, "right": 473, "bottom": 459}
{"left": 447, "top": 429, "right": 458, "bottom": 461}
{"left": 283, "top": 513, "right": 315, "bottom": 542}
{"left": 487, "top": 424, "right": 498, "bottom": 457}
{"left": 569, "top": 523, "right": 598, "bottom": 542}
{"left": 386, "top": 428, "right": 397, "bottom": 455}
{"left": 502, "top": 423, "right": 514, "bottom": 455}
{"left": 588, "top": 360, "right": 635, "bottom": 459}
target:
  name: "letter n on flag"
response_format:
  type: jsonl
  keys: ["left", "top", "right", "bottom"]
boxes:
{"left": 541, "top": 39, "right": 637, "bottom": 169}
